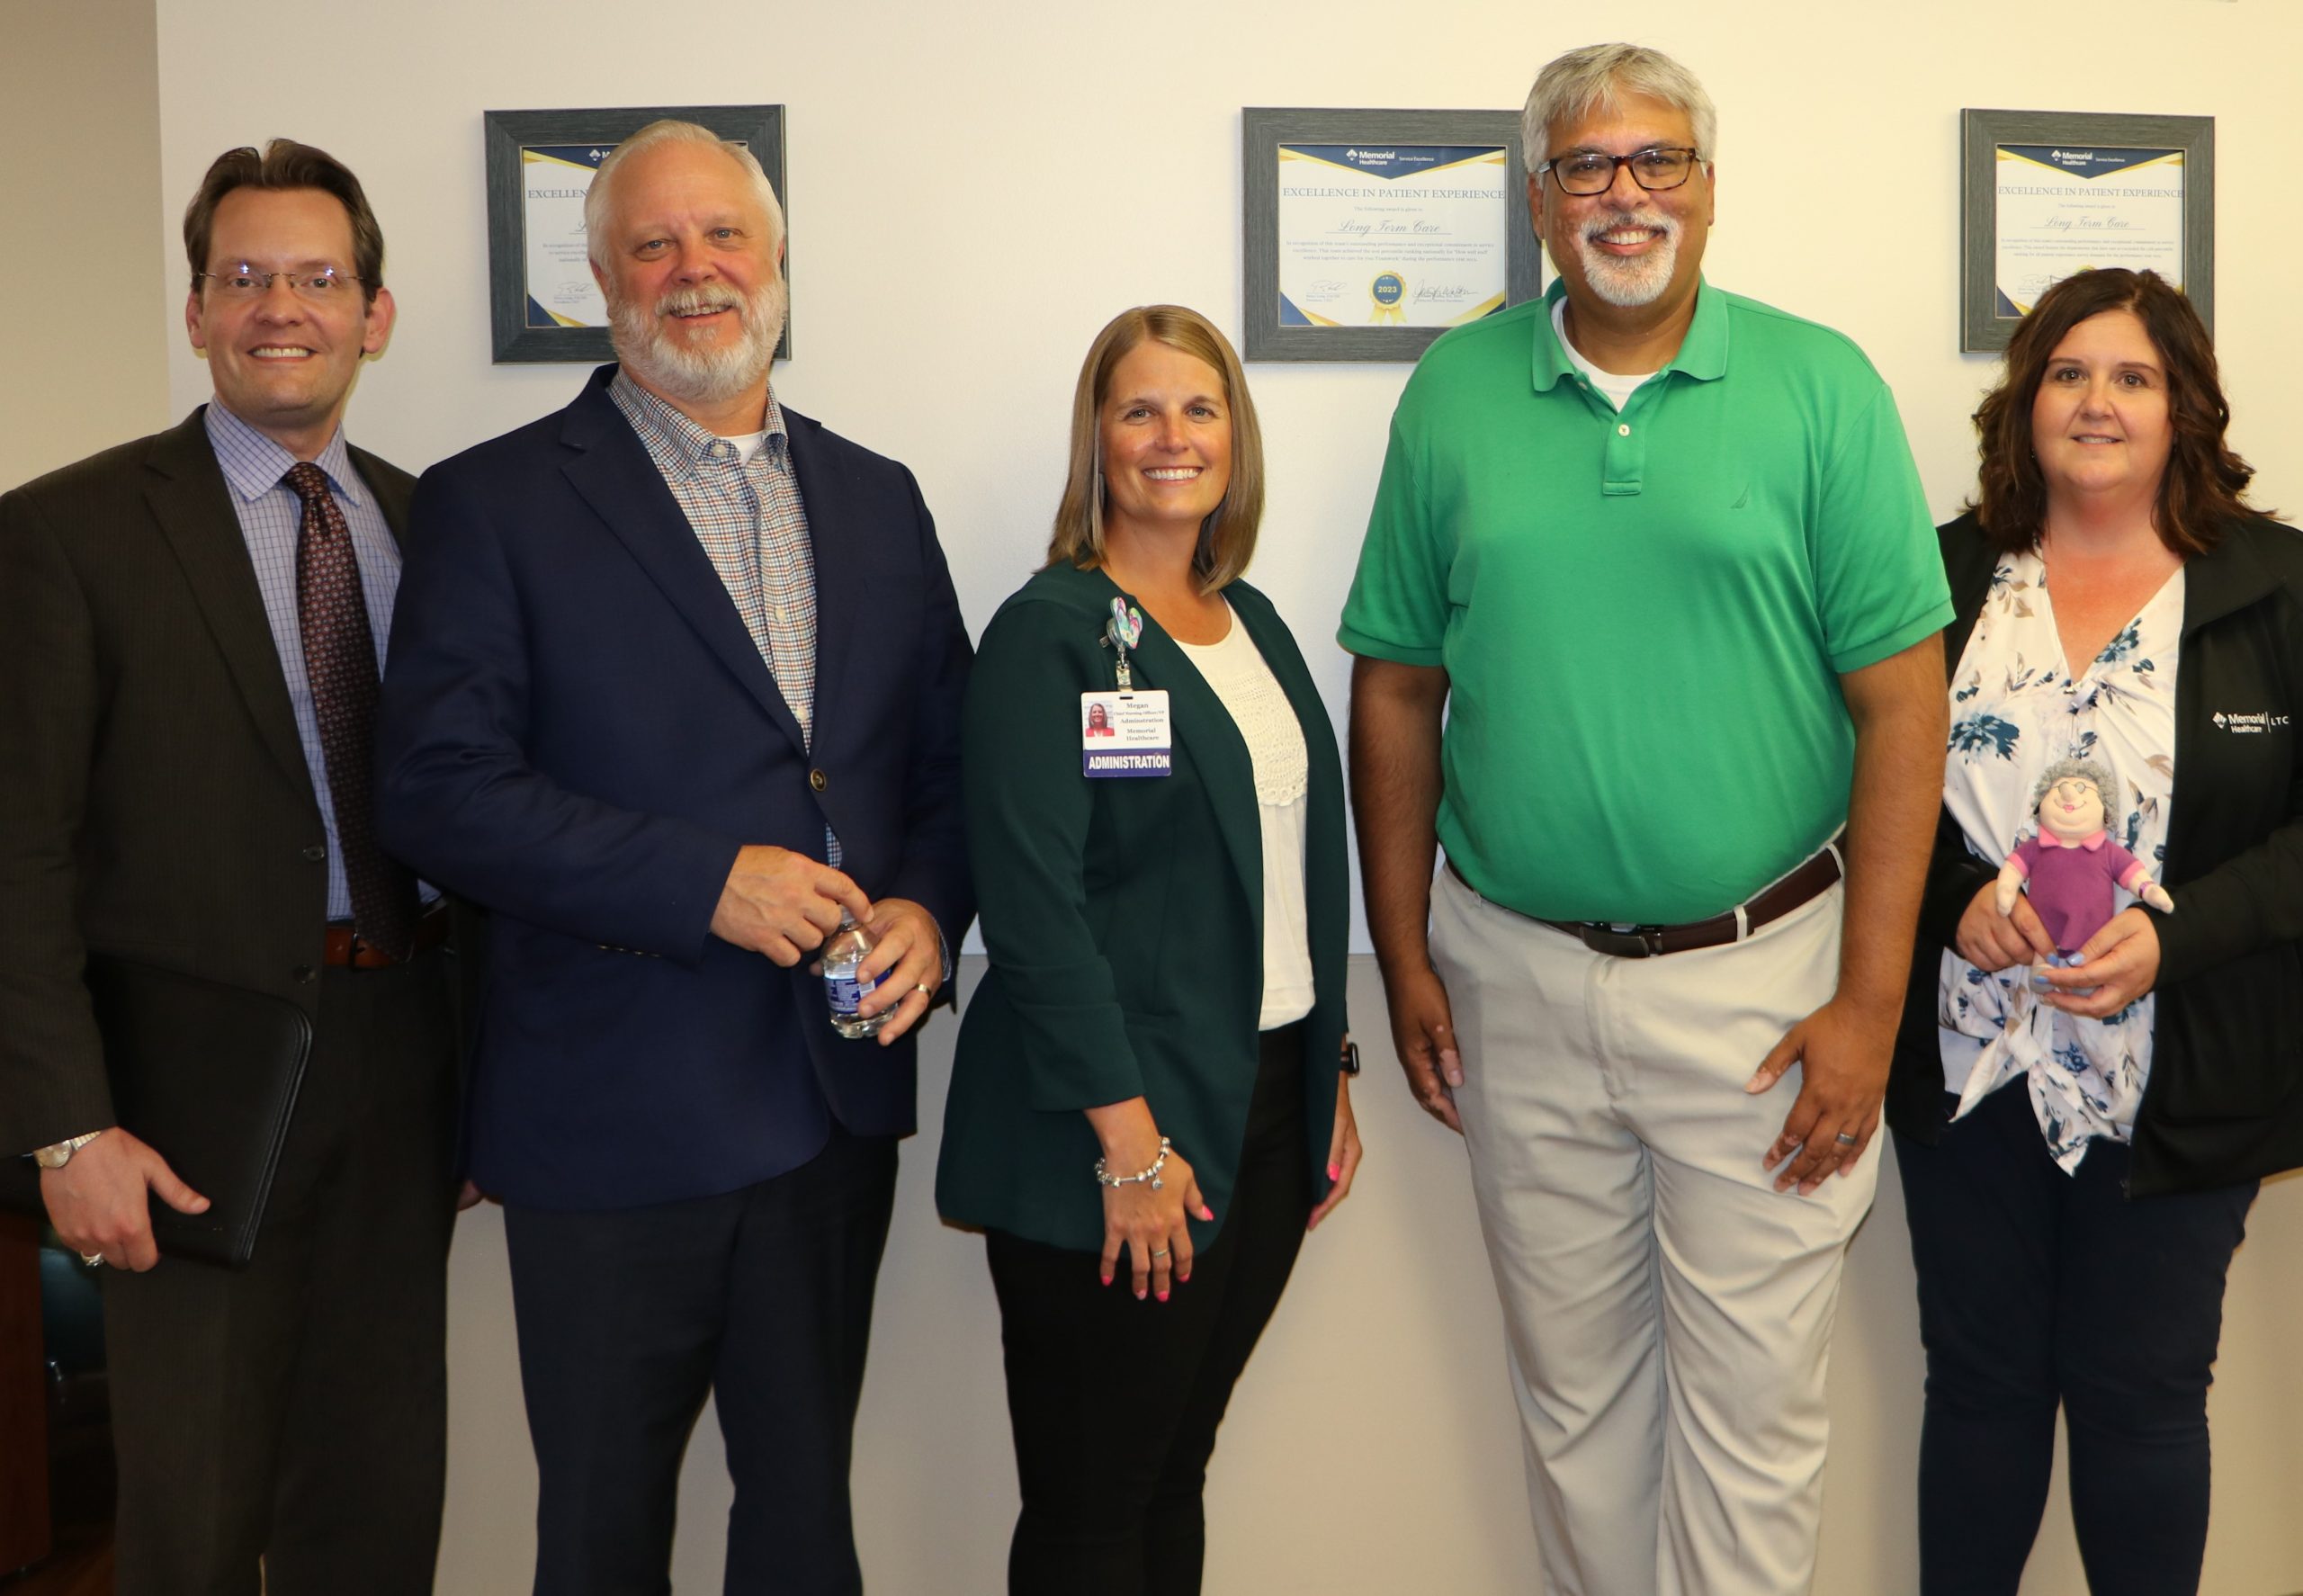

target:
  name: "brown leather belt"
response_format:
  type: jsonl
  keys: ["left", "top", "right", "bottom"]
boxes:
{"left": 322, "top": 901, "right": 450, "bottom": 969}
{"left": 1450, "top": 838, "right": 1843, "bottom": 959}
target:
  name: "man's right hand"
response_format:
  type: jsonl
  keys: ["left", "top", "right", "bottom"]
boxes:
{"left": 1383, "top": 963, "right": 1465, "bottom": 1134}
{"left": 40, "top": 1128, "right": 208, "bottom": 1272}
{"left": 710, "top": 845, "right": 874, "bottom": 966}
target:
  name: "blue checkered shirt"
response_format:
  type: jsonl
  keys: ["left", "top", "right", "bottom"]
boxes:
{"left": 609, "top": 372, "right": 842, "bottom": 866}
{"left": 204, "top": 403, "right": 437, "bottom": 919}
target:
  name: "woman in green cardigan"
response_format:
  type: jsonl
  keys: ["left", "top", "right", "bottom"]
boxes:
{"left": 937, "top": 304, "right": 1360, "bottom": 1595}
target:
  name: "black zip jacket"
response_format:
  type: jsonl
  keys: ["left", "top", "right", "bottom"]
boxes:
{"left": 1890, "top": 510, "right": 2303, "bottom": 1195}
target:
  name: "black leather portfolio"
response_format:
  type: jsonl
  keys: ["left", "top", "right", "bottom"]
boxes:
{"left": 1, "top": 956, "right": 314, "bottom": 1268}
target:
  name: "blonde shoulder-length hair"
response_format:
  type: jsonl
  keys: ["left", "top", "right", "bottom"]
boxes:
{"left": 1044, "top": 306, "right": 1266, "bottom": 593}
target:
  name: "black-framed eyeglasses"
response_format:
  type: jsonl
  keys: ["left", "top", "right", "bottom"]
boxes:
{"left": 1537, "top": 147, "right": 1704, "bottom": 196}
{"left": 195, "top": 265, "right": 362, "bottom": 300}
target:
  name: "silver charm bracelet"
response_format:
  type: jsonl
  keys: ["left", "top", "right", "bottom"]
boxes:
{"left": 1094, "top": 1137, "right": 1171, "bottom": 1191}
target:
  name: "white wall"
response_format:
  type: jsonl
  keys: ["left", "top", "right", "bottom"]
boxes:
{"left": 36, "top": 0, "right": 2303, "bottom": 1588}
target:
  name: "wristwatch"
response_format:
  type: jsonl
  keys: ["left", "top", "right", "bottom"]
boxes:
{"left": 31, "top": 1130, "right": 106, "bottom": 1170}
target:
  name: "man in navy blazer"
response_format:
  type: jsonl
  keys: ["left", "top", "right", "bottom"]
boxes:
{"left": 376, "top": 121, "right": 972, "bottom": 1593}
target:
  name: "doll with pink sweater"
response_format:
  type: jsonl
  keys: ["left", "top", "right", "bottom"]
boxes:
{"left": 1994, "top": 756, "right": 2173, "bottom": 965}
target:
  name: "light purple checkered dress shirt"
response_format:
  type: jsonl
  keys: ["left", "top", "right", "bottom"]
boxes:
{"left": 203, "top": 402, "right": 437, "bottom": 918}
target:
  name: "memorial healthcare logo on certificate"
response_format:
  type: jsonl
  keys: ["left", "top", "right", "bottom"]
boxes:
{"left": 1275, "top": 144, "right": 1509, "bottom": 329}
{"left": 1993, "top": 143, "right": 2184, "bottom": 317}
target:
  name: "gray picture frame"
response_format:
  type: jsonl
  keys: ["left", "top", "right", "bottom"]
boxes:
{"left": 1960, "top": 108, "right": 2212, "bottom": 353}
{"left": 484, "top": 103, "right": 788, "bottom": 364}
{"left": 1242, "top": 107, "right": 1539, "bottom": 363}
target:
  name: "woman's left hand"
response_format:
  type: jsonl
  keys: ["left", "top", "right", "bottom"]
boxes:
{"left": 2038, "top": 906, "right": 2162, "bottom": 1018}
{"left": 1306, "top": 1071, "right": 1362, "bottom": 1232}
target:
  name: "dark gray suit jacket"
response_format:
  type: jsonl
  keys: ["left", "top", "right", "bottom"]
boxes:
{"left": 0, "top": 407, "right": 417, "bottom": 1155}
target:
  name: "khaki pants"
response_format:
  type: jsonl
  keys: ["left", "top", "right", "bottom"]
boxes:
{"left": 1431, "top": 867, "right": 1870, "bottom": 1596}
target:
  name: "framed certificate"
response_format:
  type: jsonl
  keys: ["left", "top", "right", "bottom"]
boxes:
{"left": 1959, "top": 109, "right": 2212, "bottom": 353}
{"left": 1242, "top": 108, "right": 1539, "bottom": 363}
{"left": 483, "top": 104, "right": 788, "bottom": 363}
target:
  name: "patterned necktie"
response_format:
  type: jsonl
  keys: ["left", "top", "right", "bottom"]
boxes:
{"left": 284, "top": 462, "right": 417, "bottom": 959}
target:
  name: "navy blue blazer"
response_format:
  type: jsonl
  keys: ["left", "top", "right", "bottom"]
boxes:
{"left": 377, "top": 367, "right": 972, "bottom": 1209}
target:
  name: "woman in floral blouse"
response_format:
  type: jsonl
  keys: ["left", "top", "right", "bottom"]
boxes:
{"left": 1889, "top": 267, "right": 2303, "bottom": 1596}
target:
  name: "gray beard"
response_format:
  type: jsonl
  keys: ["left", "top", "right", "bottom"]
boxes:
{"left": 1574, "top": 211, "right": 1680, "bottom": 309}
{"left": 608, "top": 278, "right": 787, "bottom": 407}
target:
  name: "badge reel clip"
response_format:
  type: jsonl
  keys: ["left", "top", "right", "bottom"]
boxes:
{"left": 1102, "top": 597, "right": 1145, "bottom": 691}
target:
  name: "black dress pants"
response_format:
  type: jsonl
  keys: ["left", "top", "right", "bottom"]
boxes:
{"left": 987, "top": 1024, "right": 1310, "bottom": 1596}
{"left": 103, "top": 953, "right": 461, "bottom": 1596}
{"left": 1896, "top": 1082, "right": 2257, "bottom": 1596}
{"left": 502, "top": 1123, "right": 898, "bottom": 1596}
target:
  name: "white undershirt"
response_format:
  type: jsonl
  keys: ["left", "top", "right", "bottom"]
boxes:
{"left": 1553, "top": 296, "right": 1656, "bottom": 410}
{"left": 719, "top": 430, "right": 770, "bottom": 463}
{"left": 1174, "top": 604, "right": 1314, "bottom": 1030}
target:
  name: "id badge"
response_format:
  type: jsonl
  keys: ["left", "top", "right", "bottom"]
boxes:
{"left": 1081, "top": 690, "right": 1171, "bottom": 777}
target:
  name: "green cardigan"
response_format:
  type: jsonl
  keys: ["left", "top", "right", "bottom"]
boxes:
{"left": 936, "top": 562, "right": 1350, "bottom": 1252}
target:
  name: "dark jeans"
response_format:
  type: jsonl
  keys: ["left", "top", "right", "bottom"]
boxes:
{"left": 1895, "top": 1082, "right": 2257, "bottom": 1596}
{"left": 503, "top": 1124, "right": 897, "bottom": 1596}
{"left": 986, "top": 1024, "right": 1310, "bottom": 1596}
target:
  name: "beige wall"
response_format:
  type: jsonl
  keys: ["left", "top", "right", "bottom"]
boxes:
{"left": 0, "top": 0, "right": 170, "bottom": 489}
{"left": 18, "top": 0, "right": 2303, "bottom": 1588}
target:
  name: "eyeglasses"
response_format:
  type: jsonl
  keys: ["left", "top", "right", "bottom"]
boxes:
{"left": 195, "top": 265, "right": 362, "bottom": 300}
{"left": 1537, "top": 147, "right": 1704, "bottom": 196}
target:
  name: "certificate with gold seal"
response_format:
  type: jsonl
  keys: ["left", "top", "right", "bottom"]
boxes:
{"left": 1274, "top": 143, "right": 1510, "bottom": 330}
{"left": 1244, "top": 109, "right": 1540, "bottom": 362}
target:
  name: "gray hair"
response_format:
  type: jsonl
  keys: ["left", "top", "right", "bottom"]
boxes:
{"left": 2030, "top": 756, "right": 2118, "bottom": 812}
{"left": 1521, "top": 43, "right": 1718, "bottom": 171}
{"left": 583, "top": 120, "right": 784, "bottom": 274}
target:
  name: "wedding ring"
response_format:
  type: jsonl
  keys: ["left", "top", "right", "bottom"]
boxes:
{"left": 1150, "top": 1247, "right": 1170, "bottom": 1258}
{"left": 81, "top": 1252, "right": 103, "bottom": 1268}
{"left": 1833, "top": 1132, "right": 1859, "bottom": 1147}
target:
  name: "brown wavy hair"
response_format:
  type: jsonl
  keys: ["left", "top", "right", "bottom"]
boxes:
{"left": 1045, "top": 306, "right": 1266, "bottom": 593}
{"left": 1969, "top": 268, "right": 2259, "bottom": 555}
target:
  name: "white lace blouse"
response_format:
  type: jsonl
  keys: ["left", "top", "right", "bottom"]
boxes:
{"left": 1176, "top": 605, "right": 1314, "bottom": 1030}
{"left": 1937, "top": 548, "right": 2183, "bottom": 1172}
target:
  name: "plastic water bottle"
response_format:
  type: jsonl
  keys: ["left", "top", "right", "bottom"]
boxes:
{"left": 823, "top": 913, "right": 883, "bottom": 1038}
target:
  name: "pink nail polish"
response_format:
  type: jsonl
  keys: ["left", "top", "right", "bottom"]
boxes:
{"left": 1100, "top": 1275, "right": 1112, "bottom": 1287}
{"left": 1199, "top": 1205, "right": 1214, "bottom": 1221}
{"left": 1327, "top": 1162, "right": 1341, "bottom": 1181}
{"left": 1156, "top": 1289, "right": 1169, "bottom": 1303}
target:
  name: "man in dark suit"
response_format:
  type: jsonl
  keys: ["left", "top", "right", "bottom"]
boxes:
{"left": 376, "top": 121, "right": 972, "bottom": 1593}
{"left": 0, "top": 141, "right": 461, "bottom": 1594}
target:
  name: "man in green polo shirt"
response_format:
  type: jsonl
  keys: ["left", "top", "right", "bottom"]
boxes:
{"left": 1340, "top": 42, "right": 1950, "bottom": 1596}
